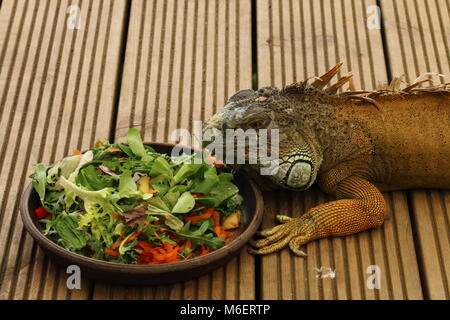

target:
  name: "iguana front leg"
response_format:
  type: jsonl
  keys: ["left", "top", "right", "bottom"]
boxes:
{"left": 249, "top": 176, "right": 386, "bottom": 256}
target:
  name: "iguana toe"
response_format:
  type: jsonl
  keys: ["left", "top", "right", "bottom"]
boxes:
{"left": 249, "top": 216, "right": 314, "bottom": 256}
{"left": 255, "top": 224, "right": 283, "bottom": 237}
{"left": 247, "top": 235, "right": 293, "bottom": 255}
{"left": 275, "top": 215, "right": 292, "bottom": 223}
{"left": 289, "top": 235, "right": 309, "bottom": 257}
{"left": 251, "top": 228, "right": 292, "bottom": 248}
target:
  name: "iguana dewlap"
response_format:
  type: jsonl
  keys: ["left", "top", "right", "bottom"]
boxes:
{"left": 203, "top": 62, "right": 450, "bottom": 256}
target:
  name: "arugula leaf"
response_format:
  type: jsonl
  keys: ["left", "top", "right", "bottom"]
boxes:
{"left": 171, "top": 191, "right": 195, "bottom": 214}
{"left": 178, "top": 221, "right": 225, "bottom": 250}
{"left": 191, "top": 166, "right": 219, "bottom": 193}
{"left": 76, "top": 165, "right": 111, "bottom": 190}
{"left": 151, "top": 183, "right": 169, "bottom": 196}
{"left": 195, "top": 181, "right": 239, "bottom": 207}
{"left": 171, "top": 163, "right": 202, "bottom": 185}
{"left": 218, "top": 172, "right": 233, "bottom": 182}
{"left": 149, "top": 157, "right": 173, "bottom": 181}
{"left": 31, "top": 163, "right": 48, "bottom": 202}
{"left": 217, "top": 193, "right": 243, "bottom": 216}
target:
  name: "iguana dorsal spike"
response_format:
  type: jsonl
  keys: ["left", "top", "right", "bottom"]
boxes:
{"left": 403, "top": 79, "right": 432, "bottom": 92}
{"left": 341, "top": 90, "right": 372, "bottom": 96}
{"left": 311, "top": 62, "right": 344, "bottom": 89}
{"left": 347, "top": 95, "right": 382, "bottom": 112}
{"left": 326, "top": 73, "right": 353, "bottom": 93}
{"left": 388, "top": 76, "right": 403, "bottom": 91}
{"left": 347, "top": 76, "right": 356, "bottom": 92}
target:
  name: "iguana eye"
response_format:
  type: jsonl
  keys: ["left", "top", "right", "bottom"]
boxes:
{"left": 249, "top": 120, "right": 264, "bottom": 128}
{"left": 247, "top": 118, "right": 269, "bottom": 129}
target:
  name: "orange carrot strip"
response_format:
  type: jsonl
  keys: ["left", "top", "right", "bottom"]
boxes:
{"left": 146, "top": 190, "right": 158, "bottom": 194}
{"left": 199, "top": 245, "right": 210, "bottom": 256}
{"left": 111, "top": 240, "right": 123, "bottom": 251}
{"left": 73, "top": 150, "right": 82, "bottom": 155}
{"left": 184, "top": 212, "right": 212, "bottom": 224}
{"left": 104, "top": 248, "right": 119, "bottom": 257}
{"left": 107, "top": 148, "right": 122, "bottom": 152}
{"left": 212, "top": 210, "right": 220, "bottom": 227}
{"left": 126, "top": 231, "right": 141, "bottom": 243}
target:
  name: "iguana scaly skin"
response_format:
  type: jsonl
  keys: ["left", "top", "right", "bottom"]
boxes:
{"left": 204, "top": 62, "right": 450, "bottom": 256}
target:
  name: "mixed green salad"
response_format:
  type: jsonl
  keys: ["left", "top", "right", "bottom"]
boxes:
{"left": 30, "top": 128, "right": 242, "bottom": 264}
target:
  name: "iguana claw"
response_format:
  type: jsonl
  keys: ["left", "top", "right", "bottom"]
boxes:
{"left": 249, "top": 216, "right": 311, "bottom": 256}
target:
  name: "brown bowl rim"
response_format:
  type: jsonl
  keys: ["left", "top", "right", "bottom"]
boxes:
{"left": 20, "top": 142, "right": 264, "bottom": 275}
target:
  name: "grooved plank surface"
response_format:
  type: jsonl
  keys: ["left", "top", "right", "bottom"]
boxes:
{"left": 91, "top": 0, "right": 254, "bottom": 300}
{"left": 256, "top": 0, "right": 423, "bottom": 300}
{"left": 0, "top": 0, "right": 128, "bottom": 299}
{"left": 381, "top": 0, "right": 450, "bottom": 300}
{"left": 0, "top": 0, "right": 448, "bottom": 301}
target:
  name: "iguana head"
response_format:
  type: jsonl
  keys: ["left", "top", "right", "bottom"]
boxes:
{"left": 203, "top": 86, "right": 324, "bottom": 191}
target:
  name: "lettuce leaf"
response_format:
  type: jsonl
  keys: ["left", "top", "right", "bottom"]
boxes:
{"left": 54, "top": 215, "right": 88, "bottom": 250}
{"left": 58, "top": 176, "right": 112, "bottom": 204}
{"left": 171, "top": 191, "right": 195, "bottom": 214}
{"left": 31, "top": 163, "right": 48, "bottom": 202}
{"left": 118, "top": 170, "right": 138, "bottom": 197}
{"left": 127, "top": 128, "right": 151, "bottom": 161}
{"left": 146, "top": 197, "right": 184, "bottom": 232}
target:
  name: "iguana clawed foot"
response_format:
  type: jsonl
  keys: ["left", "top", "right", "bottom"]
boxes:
{"left": 248, "top": 215, "right": 311, "bottom": 257}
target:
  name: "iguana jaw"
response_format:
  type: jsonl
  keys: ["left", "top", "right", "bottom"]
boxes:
{"left": 267, "top": 156, "right": 315, "bottom": 191}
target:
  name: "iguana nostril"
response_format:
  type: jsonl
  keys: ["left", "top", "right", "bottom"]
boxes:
{"left": 286, "top": 162, "right": 312, "bottom": 188}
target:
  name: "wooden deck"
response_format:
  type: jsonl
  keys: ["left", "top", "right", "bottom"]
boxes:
{"left": 0, "top": 0, "right": 448, "bottom": 300}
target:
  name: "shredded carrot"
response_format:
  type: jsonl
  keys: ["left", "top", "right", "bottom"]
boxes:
{"left": 126, "top": 231, "right": 141, "bottom": 243}
{"left": 118, "top": 157, "right": 127, "bottom": 161}
{"left": 184, "top": 211, "right": 212, "bottom": 224}
{"left": 146, "top": 189, "right": 158, "bottom": 194}
{"left": 104, "top": 248, "right": 119, "bottom": 257}
{"left": 199, "top": 245, "right": 210, "bottom": 256}
{"left": 107, "top": 148, "right": 122, "bottom": 152}
{"left": 111, "top": 240, "right": 123, "bottom": 251}
{"left": 111, "top": 213, "right": 123, "bottom": 220}
{"left": 211, "top": 210, "right": 220, "bottom": 227}
{"left": 73, "top": 150, "right": 82, "bottom": 155}
{"left": 135, "top": 240, "right": 183, "bottom": 264}
{"left": 137, "top": 241, "right": 153, "bottom": 252}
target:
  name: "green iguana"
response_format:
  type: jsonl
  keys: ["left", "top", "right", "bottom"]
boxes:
{"left": 203, "top": 62, "right": 450, "bottom": 256}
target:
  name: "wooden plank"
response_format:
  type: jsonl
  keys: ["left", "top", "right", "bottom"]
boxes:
{"left": 0, "top": 0, "right": 129, "bottom": 299}
{"left": 256, "top": 0, "right": 423, "bottom": 299}
{"left": 92, "top": 0, "right": 253, "bottom": 299}
{"left": 381, "top": 0, "right": 450, "bottom": 300}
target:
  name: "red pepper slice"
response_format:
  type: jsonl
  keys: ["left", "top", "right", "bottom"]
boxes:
{"left": 35, "top": 206, "right": 49, "bottom": 219}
